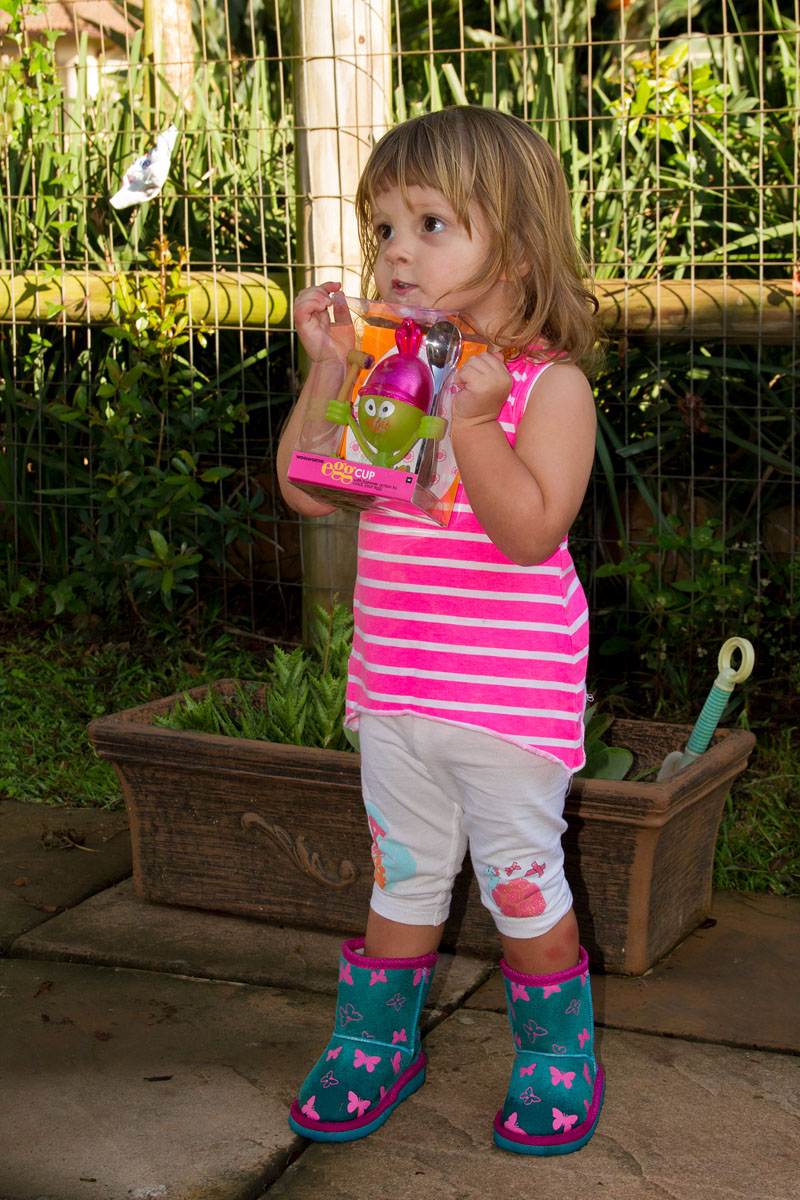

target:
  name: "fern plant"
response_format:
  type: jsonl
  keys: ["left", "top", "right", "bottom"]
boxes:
{"left": 153, "top": 603, "right": 355, "bottom": 751}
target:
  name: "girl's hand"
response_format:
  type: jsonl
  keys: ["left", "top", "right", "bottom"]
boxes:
{"left": 451, "top": 351, "right": 512, "bottom": 425}
{"left": 294, "top": 282, "right": 355, "bottom": 363}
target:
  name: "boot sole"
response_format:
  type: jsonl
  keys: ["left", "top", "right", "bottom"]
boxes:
{"left": 289, "top": 1053, "right": 426, "bottom": 1143}
{"left": 493, "top": 1068, "right": 605, "bottom": 1156}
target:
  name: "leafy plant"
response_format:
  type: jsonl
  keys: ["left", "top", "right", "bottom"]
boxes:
{"left": 31, "top": 236, "right": 274, "bottom": 616}
{"left": 574, "top": 704, "right": 634, "bottom": 781}
{"left": 0, "top": 1, "right": 292, "bottom": 274}
{"left": 154, "top": 602, "right": 355, "bottom": 750}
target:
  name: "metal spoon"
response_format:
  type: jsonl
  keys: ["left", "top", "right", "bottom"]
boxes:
{"left": 425, "top": 320, "right": 462, "bottom": 402}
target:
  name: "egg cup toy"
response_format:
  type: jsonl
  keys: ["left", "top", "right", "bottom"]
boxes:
{"left": 327, "top": 319, "right": 446, "bottom": 469}
{"left": 287, "top": 297, "right": 486, "bottom": 526}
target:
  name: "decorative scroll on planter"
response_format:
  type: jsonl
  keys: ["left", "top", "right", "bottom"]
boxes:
{"left": 241, "top": 812, "right": 358, "bottom": 889}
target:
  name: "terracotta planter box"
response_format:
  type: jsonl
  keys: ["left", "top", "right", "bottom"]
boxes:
{"left": 88, "top": 681, "right": 755, "bottom": 975}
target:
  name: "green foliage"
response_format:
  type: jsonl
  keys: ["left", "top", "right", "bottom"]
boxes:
{"left": 154, "top": 603, "right": 355, "bottom": 751}
{"left": 713, "top": 725, "right": 800, "bottom": 896}
{"left": 0, "top": 2, "right": 291, "bottom": 274}
{"left": 7, "top": 237, "right": 273, "bottom": 617}
{"left": 0, "top": 619, "right": 268, "bottom": 808}
{"left": 393, "top": 1, "right": 796, "bottom": 280}
{"left": 0, "top": 0, "right": 294, "bottom": 623}
{"left": 578, "top": 333, "right": 799, "bottom": 713}
{"left": 593, "top": 516, "right": 757, "bottom": 703}
{"left": 590, "top": 516, "right": 800, "bottom": 717}
{"left": 574, "top": 705, "right": 634, "bottom": 781}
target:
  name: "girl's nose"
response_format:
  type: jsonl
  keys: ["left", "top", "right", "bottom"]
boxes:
{"left": 384, "top": 236, "right": 411, "bottom": 265}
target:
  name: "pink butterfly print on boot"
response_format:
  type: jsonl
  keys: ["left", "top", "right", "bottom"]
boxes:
{"left": 347, "top": 1091, "right": 371, "bottom": 1117}
{"left": 353, "top": 1048, "right": 381, "bottom": 1072}
{"left": 552, "top": 1107, "right": 578, "bottom": 1132}
{"left": 523, "top": 1019, "right": 548, "bottom": 1044}
{"left": 338, "top": 1003, "right": 362, "bottom": 1026}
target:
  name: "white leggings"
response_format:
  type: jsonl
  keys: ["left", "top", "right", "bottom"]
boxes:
{"left": 359, "top": 713, "right": 574, "bottom": 939}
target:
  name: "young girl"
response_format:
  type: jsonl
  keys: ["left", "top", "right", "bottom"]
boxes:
{"left": 277, "top": 106, "right": 602, "bottom": 1156}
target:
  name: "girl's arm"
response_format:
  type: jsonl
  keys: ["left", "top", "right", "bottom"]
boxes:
{"left": 450, "top": 356, "right": 596, "bottom": 565}
{"left": 277, "top": 283, "right": 354, "bottom": 517}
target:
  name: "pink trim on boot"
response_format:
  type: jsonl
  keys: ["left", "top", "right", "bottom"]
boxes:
{"left": 499, "top": 945, "right": 589, "bottom": 989}
{"left": 342, "top": 936, "right": 438, "bottom": 973}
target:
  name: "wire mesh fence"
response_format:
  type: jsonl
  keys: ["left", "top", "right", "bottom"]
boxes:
{"left": 0, "top": 0, "right": 797, "bottom": 708}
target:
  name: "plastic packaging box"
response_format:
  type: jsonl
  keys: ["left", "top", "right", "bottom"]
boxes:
{"left": 287, "top": 296, "right": 487, "bottom": 526}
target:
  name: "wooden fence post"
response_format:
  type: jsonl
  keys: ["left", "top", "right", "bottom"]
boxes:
{"left": 292, "top": 0, "right": 392, "bottom": 618}
{"left": 144, "top": 0, "right": 195, "bottom": 116}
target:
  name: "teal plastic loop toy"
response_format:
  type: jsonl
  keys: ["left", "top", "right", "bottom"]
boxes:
{"left": 685, "top": 637, "right": 756, "bottom": 757}
{"left": 657, "top": 637, "right": 755, "bottom": 781}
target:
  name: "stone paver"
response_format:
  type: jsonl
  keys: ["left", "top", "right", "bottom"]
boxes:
{"left": 265, "top": 1012, "right": 800, "bottom": 1200}
{"left": 0, "top": 800, "right": 131, "bottom": 952}
{"left": 11, "top": 877, "right": 492, "bottom": 1017}
{"left": 465, "top": 891, "right": 800, "bottom": 1054}
{"left": 3, "top": 795, "right": 798, "bottom": 1200}
{"left": 0, "top": 957, "right": 330, "bottom": 1200}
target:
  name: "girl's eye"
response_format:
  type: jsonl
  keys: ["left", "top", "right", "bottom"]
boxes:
{"left": 422, "top": 216, "right": 445, "bottom": 234}
{"left": 375, "top": 223, "right": 393, "bottom": 242}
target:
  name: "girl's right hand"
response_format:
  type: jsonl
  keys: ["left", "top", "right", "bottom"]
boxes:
{"left": 294, "top": 282, "right": 354, "bottom": 363}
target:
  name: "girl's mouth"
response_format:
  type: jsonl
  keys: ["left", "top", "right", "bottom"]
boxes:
{"left": 391, "top": 280, "right": 415, "bottom": 295}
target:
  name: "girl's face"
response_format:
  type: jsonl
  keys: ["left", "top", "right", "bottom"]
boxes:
{"left": 370, "top": 185, "right": 514, "bottom": 336}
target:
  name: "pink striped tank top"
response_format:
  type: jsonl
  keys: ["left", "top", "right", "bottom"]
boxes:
{"left": 344, "top": 355, "right": 589, "bottom": 774}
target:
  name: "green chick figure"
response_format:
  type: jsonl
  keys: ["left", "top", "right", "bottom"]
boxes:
{"left": 326, "top": 319, "right": 446, "bottom": 469}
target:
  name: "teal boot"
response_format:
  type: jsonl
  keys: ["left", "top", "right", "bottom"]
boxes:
{"left": 493, "top": 947, "right": 604, "bottom": 1155}
{"left": 289, "top": 937, "right": 437, "bottom": 1142}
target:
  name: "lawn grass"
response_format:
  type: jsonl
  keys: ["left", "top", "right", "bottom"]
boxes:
{"left": 0, "top": 623, "right": 797, "bottom": 895}
{"left": 0, "top": 622, "right": 272, "bottom": 809}
{"left": 712, "top": 724, "right": 800, "bottom": 896}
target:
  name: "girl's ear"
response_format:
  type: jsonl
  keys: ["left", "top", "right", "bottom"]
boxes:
{"left": 505, "top": 231, "right": 531, "bottom": 280}
{"left": 499, "top": 260, "right": 529, "bottom": 283}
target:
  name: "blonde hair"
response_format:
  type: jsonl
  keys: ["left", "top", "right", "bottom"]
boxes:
{"left": 355, "top": 106, "right": 599, "bottom": 366}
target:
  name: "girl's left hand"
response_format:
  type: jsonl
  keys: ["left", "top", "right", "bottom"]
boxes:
{"left": 451, "top": 351, "right": 512, "bottom": 425}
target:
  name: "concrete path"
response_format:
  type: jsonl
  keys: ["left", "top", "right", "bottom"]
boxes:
{"left": 1, "top": 800, "right": 798, "bottom": 1200}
